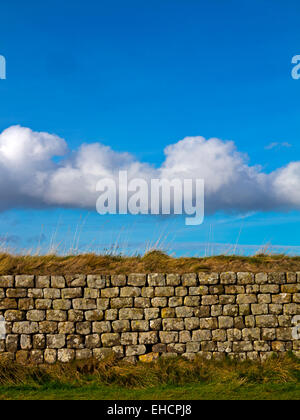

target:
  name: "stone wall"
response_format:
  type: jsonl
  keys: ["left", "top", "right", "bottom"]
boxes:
{"left": 0, "top": 272, "right": 299, "bottom": 364}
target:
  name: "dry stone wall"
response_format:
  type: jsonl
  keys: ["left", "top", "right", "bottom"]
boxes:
{"left": 0, "top": 272, "right": 299, "bottom": 364}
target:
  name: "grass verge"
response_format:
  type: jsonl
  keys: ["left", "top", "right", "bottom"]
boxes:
{"left": 0, "top": 353, "right": 299, "bottom": 400}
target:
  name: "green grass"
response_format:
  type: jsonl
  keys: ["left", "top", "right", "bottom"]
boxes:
{"left": 0, "top": 382, "right": 299, "bottom": 400}
{"left": 0, "top": 353, "right": 299, "bottom": 400}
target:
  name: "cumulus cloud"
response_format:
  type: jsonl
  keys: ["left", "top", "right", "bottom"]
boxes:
{"left": 0, "top": 125, "right": 300, "bottom": 214}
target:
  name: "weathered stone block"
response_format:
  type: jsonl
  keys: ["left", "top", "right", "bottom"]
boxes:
{"left": 51, "top": 276, "right": 65, "bottom": 289}
{"left": 148, "top": 274, "right": 165, "bottom": 287}
{"left": 0, "top": 298, "right": 17, "bottom": 310}
{"left": 175, "top": 287, "right": 188, "bottom": 297}
{"left": 47, "top": 334, "right": 65, "bottom": 349}
{"left": 260, "top": 285, "right": 280, "bottom": 294}
{"left": 93, "top": 348, "right": 113, "bottom": 360}
{"left": 66, "top": 275, "right": 86, "bottom": 287}
{"left": 12, "top": 321, "right": 38, "bottom": 334}
{"left": 92, "top": 321, "right": 111, "bottom": 334}
{"left": 220, "top": 272, "right": 236, "bottom": 285}
{"left": 236, "top": 294, "right": 257, "bottom": 304}
{"left": 144, "top": 308, "right": 160, "bottom": 320}
{"left": 53, "top": 300, "right": 71, "bottom": 311}
{"left": 101, "top": 333, "right": 120, "bottom": 347}
{"left": 44, "top": 349, "right": 57, "bottom": 364}
{"left": 68, "top": 310, "right": 84, "bottom": 322}
{"left": 20, "top": 334, "right": 32, "bottom": 350}
{"left": 119, "top": 308, "right": 143, "bottom": 320}
{"left": 175, "top": 306, "right": 194, "bottom": 318}
{"left": 15, "top": 276, "right": 34, "bottom": 288}
{"left": 255, "top": 273, "right": 268, "bottom": 284}
{"left": 159, "top": 331, "right": 179, "bottom": 343}
{"left": 85, "top": 334, "right": 101, "bottom": 349}
{"left": 58, "top": 348, "right": 75, "bottom": 363}
{"left": 256, "top": 315, "right": 278, "bottom": 328}
{"left": 139, "top": 331, "right": 158, "bottom": 345}
{"left": 87, "top": 275, "right": 106, "bottom": 289}
{"left": 35, "top": 299, "right": 52, "bottom": 310}
{"left": 105, "top": 309, "right": 118, "bottom": 320}
{"left": 223, "top": 304, "right": 239, "bottom": 316}
{"left": 58, "top": 322, "right": 75, "bottom": 334}
{"left": 6, "top": 289, "right": 27, "bottom": 298}
{"left": 46, "top": 310, "right": 67, "bottom": 322}
{"left": 166, "top": 274, "right": 181, "bottom": 286}
{"left": 151, "top": 297, "right": 167, "bottom": 307}
{"left": 96, "top": 298, "right": 110, "bottom": 310}
{"left": 4, "top": 310, "right": 25, "bottom": 321}
{"left": 44, "top": 289, "right": 60, "bottom": 299}
{"left": 84, "top": 288, "right": 99, "bottom": 299}
{"left": 161, "top": 308, "right": 175, "bottom": 318}
{"left": 101, "top": 288, "right": 119, "bottom": 298}
{"left": 134, "top": 297, "right": 151, "bottom": 308}
{"left": 269, "top": 304, "right": 283, "bottom": 315}
{"left": 199, "top": 318, "right": 218, "bottom": 330}
{"left": 141, "top": 287, "right": 154, "bottom": 298}
{"left": 242, "top": 328, "right": 260, "bottom": 341}
{"left": 126, "top": 345, "right": 146, "bottom": 356}
{"left": 76, "top": 322, "right": 91, "bottom": 335}
{"left": 6, "top": 335, "right": 18, "bottom": 352}
{"left": 284, "top": 303, "right": 300, "bottom": 315}
{"left": 112, "top": 320, "right": 130, "bottom": 332}
{"left": 39, "top": 321, "right": 58, "bottom": 334}
{"left": 27, "top": 310, "right": 45, "bottom": 322}
{"left": 0, "top": 276, "right": 14, "bottom": 288}
{"left": 72, "top": 299, "right": 96, "bottom": 310}
{"left": 121, "top": 332, "right": 138, "bottom": 345}
{"left": 198, "top": 272, "right": 219, "bottom": 285}
{"left": 212, "top": 329, "right": 227, "bottom": 342}
{"left": 182, "top": 274, "right": 197, "bottom": 287}
{"left": 192, "top": 329, "right": 211, "bottom": 341}
{"left": 128, "top": 274, "right": 146, "bottom": 287}
{"left": 120, "top": 287, "right": 141, "bottom": 297}
{"left": 131, "top": 320, "right": 149, "bottom": 332}
{"left": 76, "top": 349, "right": 92, "bottom": 360}
{"left": 189, "top": 286, "right": 208, "bottom": 296}
{"left": 184, "top": 296, "right": 200, "bottom": 306}
{"left": 218, "top": 316, "right": 234, "bottom": 329}
{"left": 251, "top": 304, "right": 268, "bottom": 315}
{"left": 211, "top": 305, "right": 222, "bottom": 316}
{"left": 149, "top": 319, "right": 162, "bottom": 331}
{"left": 237, "top": 272, "right": 254, "bottom": 285}
{"left": 85, "top": 310, "right": 104, "bottom": 321}
{"left": 111, "top": 275, "right": 127, "bottom": 287}
{"left": 33, "top": 334, "right": 45, "bottom": 349}
{"left": 268, "top": 272, "right": 286, "bottom": 285}
{"left": 36, "top": 276, "right": 50, "bottom": 288}
{"left": 155, "top": 287, "right": 174, "bottom": 297}
{"left": 162, "top": 318, "right": 184, "bottom": 331}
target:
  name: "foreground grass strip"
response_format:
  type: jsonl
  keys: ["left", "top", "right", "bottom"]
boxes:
{"left": 0, "top": 383, "right": 299, "bottom": 400}
{"left": 0, "top": 354, "right": 299, "bottom": 400}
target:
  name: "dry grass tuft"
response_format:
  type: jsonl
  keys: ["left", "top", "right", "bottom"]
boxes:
{"left": 0, "top": 353, "right": 299, "bottom": 389}
{"left": 0, "top": 251, "right": 300, "bottom": 274}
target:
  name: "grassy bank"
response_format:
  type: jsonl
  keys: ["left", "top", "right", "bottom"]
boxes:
{"left": 1, "top": 251, "right": 300, "bottom": 275}
{"left": 0, "top": 353, "right": 299, "bottom": 400}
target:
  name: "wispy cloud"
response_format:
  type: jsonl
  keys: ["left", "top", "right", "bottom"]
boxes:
{"left": 265, "top": 142, "right": 291, "bottom": 150}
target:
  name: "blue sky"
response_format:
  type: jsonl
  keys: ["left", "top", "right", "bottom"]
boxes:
{"left": 0, "top": 0, "right": 300, "bottom": 256}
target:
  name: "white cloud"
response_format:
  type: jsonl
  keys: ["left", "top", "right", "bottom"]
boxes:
{"left": 0, "top": 125, "right": 300, "bottom": 214}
